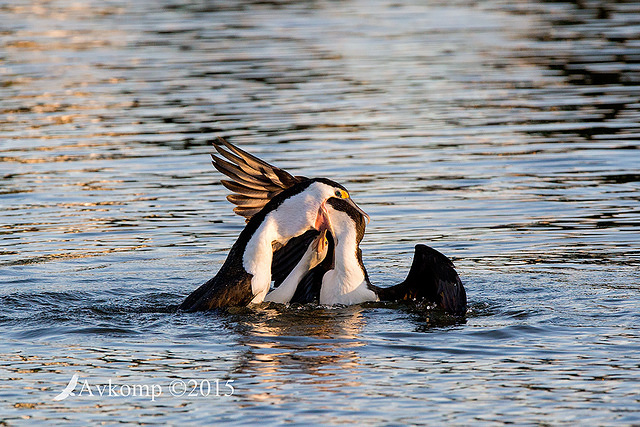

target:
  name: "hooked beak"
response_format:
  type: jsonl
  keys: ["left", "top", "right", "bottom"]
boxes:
{"left": 312, "top": 228, "right": 329, "bottom": 256}
{"left": 346, "top": 198, "right": 370, "bottom": 225}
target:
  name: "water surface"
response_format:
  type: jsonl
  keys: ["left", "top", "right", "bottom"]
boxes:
{"left": 1, "top": 0, "right": 639, "bottom": 424}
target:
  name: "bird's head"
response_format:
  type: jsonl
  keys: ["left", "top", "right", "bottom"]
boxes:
{"left": 323, "top": 196, "right": 369, "bottom": 246}
{"left": 308, "top": 178, "right": 369, "bottom": 245}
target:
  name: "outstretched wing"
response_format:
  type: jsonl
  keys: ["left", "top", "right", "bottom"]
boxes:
{"left": 211, "top": 138, "right": 322, "bottom": 303}
{"left": 211, "top": 137, "right": 307, "bottom": 221}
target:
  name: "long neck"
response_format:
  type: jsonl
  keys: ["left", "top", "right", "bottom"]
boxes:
{"left": 333, "top": 232, "right": 366, "bottom": 286}
{"left": 320, "top": 229, "right": 376, "bottom": 305}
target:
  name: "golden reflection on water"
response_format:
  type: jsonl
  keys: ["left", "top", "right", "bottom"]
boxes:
{"left": 228, "top": 306, "right": 367, "bottom": 403}
{"left": 1, "top": 0, "right": 640, "bottom": 423}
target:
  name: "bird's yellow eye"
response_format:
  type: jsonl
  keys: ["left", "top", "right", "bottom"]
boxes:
{"left": 335, "top": 189, "right": 349, "bottom": 199}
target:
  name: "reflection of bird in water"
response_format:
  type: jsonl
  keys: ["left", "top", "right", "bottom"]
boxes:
{"left": 226, "top": 305, "right": 367, "bottom": 402}
{"left": 180, "top": 138, "right": 466, "bottom": 315}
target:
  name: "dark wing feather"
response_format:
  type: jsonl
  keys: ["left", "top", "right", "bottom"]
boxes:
{"left": 290, "top": 232, "right": 335, "bottom": 304}
{"left": 178, "top": 246, "right": 255, "bottom": 311}
{"left": 212, "top": 137, "right": 307, "bottom": 221}
{"left": 271, "top": 229, "right": 319, "bottom": 288}
{"left": 370, "top": 244, "right": 467, "bottom": 315}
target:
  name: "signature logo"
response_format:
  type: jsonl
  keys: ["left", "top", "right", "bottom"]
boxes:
{"left": 53, "top": 373, "right": 79, "bottom": 401}
{"left": 51, "top": 375, "right": 233, "bottom": 401}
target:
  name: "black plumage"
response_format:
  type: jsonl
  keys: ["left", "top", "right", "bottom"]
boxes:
{"left": 181, "top": 138, "right": 467, "bottom": 315}
{"left": 370, "top": 244, "right": 467, "bottom": 315}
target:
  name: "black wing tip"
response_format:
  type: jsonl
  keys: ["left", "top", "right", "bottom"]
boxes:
{"left": 406, "top": 244, "right": 467, "bottom": 315}
{"left": 210, "top": 158, "right": 236, "bottom": 181}
{"left": 414, "top": 244, "right": 456, "bottom": 267}
{"left": 212, "top": 138, "right": 244, "bottom": 163}
{"left": 210, "top": 153, "right": 231, "bottom": 172}
{"left": 213, "top": 136, "right": 230, "bottom": 148}
{"left": 210, "top": 153, "right": 222, "bottom": 166}
{"left": 442, "top": 283, "right": 467, "bottom": 316}
{"left": 209, "top": 137, "right": 229, "bottom": 158}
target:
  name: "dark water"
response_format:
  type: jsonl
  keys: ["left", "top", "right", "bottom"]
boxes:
{"left": 2, "top": 0, "right": 640, "bottom": 424}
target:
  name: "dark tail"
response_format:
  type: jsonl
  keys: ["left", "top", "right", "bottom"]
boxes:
{"left": 370, "top": 244, "right": 467, "bottom": 315}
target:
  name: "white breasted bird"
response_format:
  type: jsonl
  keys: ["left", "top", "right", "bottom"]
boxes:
{"left": 180, "top": 138, "right": 467, "bottom": 315}
{"left": 310, "top": 197, "right": 466, "bottom": 314}
{"left": 179, "top": 138, "right": 367, "bottom": 311}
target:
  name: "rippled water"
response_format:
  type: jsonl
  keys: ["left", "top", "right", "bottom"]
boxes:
{"left": 1, "top": 0, "right": 640, "bottom": 424}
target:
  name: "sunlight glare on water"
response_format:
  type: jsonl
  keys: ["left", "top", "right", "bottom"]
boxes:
{"left": 1, "top": 0, "right": 639, "bottom": 424}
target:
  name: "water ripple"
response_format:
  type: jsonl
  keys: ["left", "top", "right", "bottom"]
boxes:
{"left": 1, "top": 0, "right": 640, "bottom": 424}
